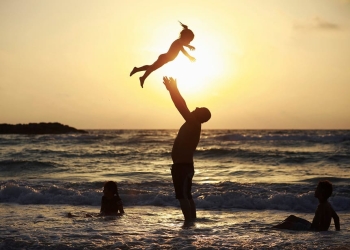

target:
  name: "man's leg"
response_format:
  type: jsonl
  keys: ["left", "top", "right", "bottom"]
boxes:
{"left": 172, "top": 164, "right": 196, "bottom": 221}
{"left": 189, "top": 198, "right": 196, "bottom": 219}
{"left": 179, "top": 199, "right": 192, "bottom": 221}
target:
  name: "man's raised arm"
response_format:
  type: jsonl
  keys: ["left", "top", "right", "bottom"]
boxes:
{"left": 163, "top": 76, "right": 195, "bottom": 122}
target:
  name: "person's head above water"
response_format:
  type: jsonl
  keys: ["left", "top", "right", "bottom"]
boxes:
{"left": 315, "top": 180, "right": 333, "bottom": 201}
{"left": 192, "top": 107, "right": 211, "bottom": 123}
{"left": 103, "top": 181, "right": 120, "bottom": 198}
{"left": 179, "top": 21, "right": 194, "bottom": 44}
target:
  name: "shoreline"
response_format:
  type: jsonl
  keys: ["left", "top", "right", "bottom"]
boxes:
{"left": 1, "top": 203, "right": 348, "bottom": 249}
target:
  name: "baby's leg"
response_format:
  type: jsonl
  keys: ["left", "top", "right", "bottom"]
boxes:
{"left": 130, "top": 65, "right": 149, "bottom": 77}
{"left": 140, "top": 55, "right": 168, "bottom": 88}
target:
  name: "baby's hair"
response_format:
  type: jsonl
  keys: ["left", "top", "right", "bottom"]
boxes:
{"left": 317, "top": 180, "right": 333, "bottom": 199}
{"left": 104, "top": 181, "right": 120, "bottom": 197}
{"left": 179, "top": 21, "right": 188, "bottom": 30}
{"left": 179, "top": 21, "right": 194, "bottom": 41}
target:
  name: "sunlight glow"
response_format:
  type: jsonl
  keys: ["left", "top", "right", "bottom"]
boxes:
{"left": 158, "top": 45, "right": 234, "bottom": 96}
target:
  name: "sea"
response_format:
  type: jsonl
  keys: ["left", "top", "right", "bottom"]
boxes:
{"left": 0, "top": 129, "right": 349, "bottom": 249}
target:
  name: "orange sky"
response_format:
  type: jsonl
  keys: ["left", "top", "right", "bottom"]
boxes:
{"left": 1, "top": 0, "right": 350, "bottom": 129}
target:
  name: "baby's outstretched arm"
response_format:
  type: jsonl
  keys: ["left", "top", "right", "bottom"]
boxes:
{"left": 180, "top": 47, "right": 196, "bottom": 62}
{"left": 184, "top": 44, "right": 195, "bottom": 51}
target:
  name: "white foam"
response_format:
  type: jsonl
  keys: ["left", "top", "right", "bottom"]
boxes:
{"left": 1, "top": 181, "right": 349, "bottom": 212}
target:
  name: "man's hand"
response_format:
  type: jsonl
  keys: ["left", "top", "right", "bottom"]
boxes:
{"left": 163, "top": 76, "right": 177, "bottom": 91}
{"left": 163, "top": 76, "right": 192, "bottom": 122}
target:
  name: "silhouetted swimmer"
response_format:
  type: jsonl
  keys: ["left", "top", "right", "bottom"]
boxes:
{"left": 273, "top": 180, "right": 340, "bottom": 231}
{"left": 163, "top": 76, "right": 211, "bottom": 222}
{"left": 67, "top": 181, "right": 124, "bottom": 218}
{"left": 130, "top": 22, "right": 196, "bottom": 88}
{"left": 100, "top": 181, "right": 124, "bottom": 216}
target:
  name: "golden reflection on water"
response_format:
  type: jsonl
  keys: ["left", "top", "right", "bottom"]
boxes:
{"left": 1, "top": 204, "right": 347, "bottom": 249}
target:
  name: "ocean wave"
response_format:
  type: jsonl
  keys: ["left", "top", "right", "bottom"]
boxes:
{"left": 194, "top": 148, "right": 349, "bottom": 164}
{"left": 1, "top": 180, "right": 349, "bottom": 213}
{"left": 0, "top": 160, "right": 58, "bottom": 172}
{"left": 212, "top": 133, "right": 350, "bottom": 143}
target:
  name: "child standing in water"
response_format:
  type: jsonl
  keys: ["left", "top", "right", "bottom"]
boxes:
{"left": 273, "top": 180, "right": 340, "bottom": 231}
{"left": 100, "top": 181, "right": 124, "bottom": 215}
{"left": 130, "top": 22, "right": 196, "bottom": 88}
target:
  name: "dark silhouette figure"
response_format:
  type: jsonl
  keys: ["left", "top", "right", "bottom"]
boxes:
{"left": 273, "top": 180, "right": 340, "bottom": 231}
{"left": 163, "top": 76, "right": 211, "bottom": 222}
{"left": 130, "top": 22, "right": 196, "bottom": 88}
{"left": 100, "top": 181, "right": 125, "bottom": 215}
{"left": 67, "top": 181, "right": 124, "bottom": 218}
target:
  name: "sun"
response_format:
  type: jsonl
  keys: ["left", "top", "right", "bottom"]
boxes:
{"left": 157, "top": 47, "right": 228, "bottom": 96}
{"left": 148, "top": 28, "right": 239, "bottom": 99}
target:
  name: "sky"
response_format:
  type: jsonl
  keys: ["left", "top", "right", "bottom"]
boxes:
{"left": 1, "top": 0, "right": 350, "bottom": 129}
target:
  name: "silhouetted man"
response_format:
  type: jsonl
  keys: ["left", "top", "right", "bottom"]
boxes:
{"left": 163, "top": 76, "right": 211, "bottom": 222}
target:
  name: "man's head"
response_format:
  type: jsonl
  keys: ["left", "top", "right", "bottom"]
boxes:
{"left": 315, "top": 180, "right": 333, "bottom": 200}
{"left": 192, "top": 107, "right": 211, "bottom": 123}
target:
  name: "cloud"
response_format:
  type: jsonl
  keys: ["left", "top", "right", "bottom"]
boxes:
{"left": 294, "top": 17, "right": 340, "bottom": 31}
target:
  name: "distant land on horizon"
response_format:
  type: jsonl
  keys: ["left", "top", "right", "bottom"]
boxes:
{"left": 0, "top": 122, "right": 88, "bottom": 134}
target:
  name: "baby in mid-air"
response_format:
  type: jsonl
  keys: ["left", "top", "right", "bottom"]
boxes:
{"left": 273, "top": 180, "right": 340, "bottom": 231}
{"left": 130, "top": 22, "right": 196, "bottom": 88}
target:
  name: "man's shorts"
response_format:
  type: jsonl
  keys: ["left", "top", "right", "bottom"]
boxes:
{"left": 171, "top": 163, "right": 194, "bottom": 199}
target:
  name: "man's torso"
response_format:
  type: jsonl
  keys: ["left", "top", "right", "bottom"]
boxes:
{"left": 172, "top": 121, "right": 201, "bottom": 164}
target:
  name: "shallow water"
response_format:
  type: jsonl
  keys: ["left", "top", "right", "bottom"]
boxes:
{"left": 1, "top": 204, "right": 349, "bottom": 249}
{"left": 1, "top": 130, "right": 350, "bottom": 249}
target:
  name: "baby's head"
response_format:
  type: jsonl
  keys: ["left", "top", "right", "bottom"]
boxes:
{"left": 179, "top": 22, "right": 194, "bottom": 44}
{"left": 315, "top": 180, "right": 333, "bottom": 201}
{"left": 103, "top": 181, "right": 119, "bottom": 197}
